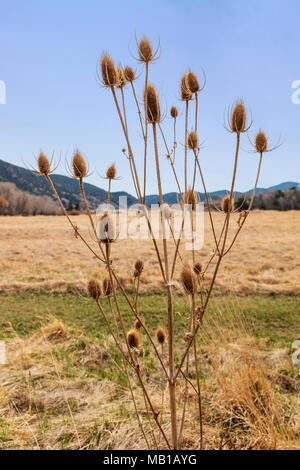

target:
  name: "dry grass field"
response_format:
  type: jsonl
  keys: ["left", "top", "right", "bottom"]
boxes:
{"left": 0, "top": 211, "right": 299, "bottom": 295}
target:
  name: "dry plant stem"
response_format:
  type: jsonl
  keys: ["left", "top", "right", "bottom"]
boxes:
{"left": 121, "top": 87, "right": 128, "bottom": 133}
{"left": 45, "top": 175, "right": 104, "bottom": 263}
{"left": 152, "top": 122, "right": 178, "bottom": 450}
{"left": 107, "top": 179, "right": 111, "bottom": 205}
{"left": 111, "top": 86, "right": 142, "bottom": 201}
{"left": 143, "top": 63, "right": 149, "bottom": 203}
{"left": 130, "top": 82, "right": 145, "bottom": 137}
{"left": 171, "top": 217, "right": 185, "bottom": 279}
{"left": 107, "top": 296, "right": 121, "bottom": 340}
{"left": 158, "top": 123, "right": 183, "bottom": 199}
{"left": 195, "top": 92, "right": 198, "bottom": 133}
{"left": 184, "top": 101, "right": 189, "bottom": 193}
{"left": 191, "top": 293, "right": 203, "bottom": 449}
{"left": 173, "top": 117, "right": 177, "bottom": 162}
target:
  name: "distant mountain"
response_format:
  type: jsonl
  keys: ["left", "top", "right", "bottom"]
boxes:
{"left": 0, "top": 159, "right": 137, "bottom": 208}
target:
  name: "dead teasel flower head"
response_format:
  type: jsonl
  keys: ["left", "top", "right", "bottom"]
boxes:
{"left": 87, "top": 279, "right": 101, "bottom": 300}
{"left": 184, "top": 188, "right": 198, "bottom": 211}
{"left": 181, "top": 74, "right": 193, "bottom": 101}
{"left": 180, "top": 267, "right": 197, "bottom": 295}
{"left": 188, "top": 131, "right": 198, "bottom": 150}
{"left": 186, "top": 71, "right": 200, "bottom": 93}
{"left": 193, "top": 262, "right": 202, "bottom": 275}
{"left": 97, "top": 212, "right": 116, "bottom": 243}
{"left": 72, "top": 150, "right": 87, "bottom": 178}
{"left": 156, "top": 327, "right": 166, "bottom": 345}
{"left": 138, "top": 37, "right": 153, "bottom": 63}
{"left": 106, "top": 164, "right": 117, "bottom": 180}
{"left": 127, "top": 329, "right": 140, "bottom": 349}
{"left": 100, "top": 54, "right": 118, "bottom": 87}
{"left": 116, "top": 67, "right": 127, "bottom": 88}
{"left": 230, "top": 100, "right": 247, "bottom": 133}
{"left": 124, "top": 66, "right": 136, "bottom": 82}
{"left": 221, "top": 195, "right": 234, "bottom": 213}
{"left": 144, "top": 84, "right": 161, "bottom": 123}
{"left": 134, "top": 318, "right": 142, "bottom": 329}
{"left": 102, "top": 277, "right": 113, "bottom": 296}
{"left": 170, "top": 106, "right": 178, "bottom": 118}
{"left": 134, "top": 259, "right": 144, "bottom": 277}
{"left": 38, "top": 152, "right": 51, "bottom": 175}
{"left": 255, "top": 130, "right": 268, "bottom": 153}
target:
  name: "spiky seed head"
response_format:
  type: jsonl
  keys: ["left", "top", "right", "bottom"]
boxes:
{"left": 72, "top": 151, "right": 87, "bottom": 178}
{"left": 38, "top": 152, "right": 50, "bottom": 175}
{"left": 124, "top": 66, "right": 136, "bottom": 82}
{"left": 180, "top": 267, "right": 197, "bottom": 295}
{"left": 188, "top": 131, "right": 198, "bottom": 150}
{"left": 255, "top": 130, "right": 268, "bottom": 153}
{"left": 97, "top": 213, "right": 116, "bottom": 243}
{"left": 230, "top": 100, "right": 247, "bottom": 133}
{"left": 106, "top": 164, "right": 116, "bottom": 180}
{"left": 102, "top": 277, "right": 113, "bottom": 296}
{"left": 221, "top": 195, "right": 234, "bottom": 213}
{"left": 181, "top": 74, "right": 193, "bottom": 101}
{"left": 170, "top": 106, "right": 178, "bottom": 118}
{"left": 186, "top": 71, "right": 200, "bottom": 93}
{"left": 87, "top": 279, "right": 101, "bottom": 300}
{"left": 138, "top": 37, "right": 153, "bottom": 63}
{"left": 134, "top": 259, "right": 144, "bottom": 276}
{"left": 101, "top": 54, "right": 118, "bottom": 87}
{"left": 193, "top": 262, "right": 202, "bottom": 275}
{"left": 127, "top": 329, "right": 140, "bottom": 349}
{"left": 144, "top": 84, "right": 161, "bottom": 123}
{"left": 116, "top": 67, "right": 127, "bottom": 88}
{"left": 156, "top": 328, "right": 166, "bottom": 344}
{"left": 134, "top": 318, "right": 142, "bottom": 329}
{"left": 184, "top": 189, "right": 198, "bottom": 211}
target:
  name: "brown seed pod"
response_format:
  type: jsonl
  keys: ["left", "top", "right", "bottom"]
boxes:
{"left": 102, "top": 277, "right": 113, "bottom": 296}
{"left": 188, "top": 131, "right": 198, "bottom": 150}
{"left": 72, "top": 151, "right": 87, "bottom": 178}
{"left": 124, "top": 66, "right": 136, "bottom": 82}
{"left": 127, "top": 329, "right": 140, "bottom": 349}
{"left": 144, "top": 84, "right": 161, "bottom": 123}
{"left": 181, "top": 74, "right": 193, "bottom": 101}
{"left": 170, "top": 106, "right": 178, "bottom": 118}
{"left": 101, "top": 54, "right": 118, "bottom": 87}
{"left": 138, "top": 37, "right": 153, "bottom": 63}
{"left": 221, "top": 195, "right": 234, "bottom": 213}
{"left": 134, "top": 318, "right": 142, "bottom": 329}
{"left": 87, "top": 279, "right": 101, "bottom": 300}
{"left": 134, "top": 259, "right": 144, "bottom": 276}
{"left": 193, "top": 262, "right": 202, "bottom": 275}
{"left": 186, "top": 71, "right": 200, "bottom": 93}
{"left": 97, "top": 213, "right": 116, "bottom": 243}
{"left": 180, "top": 267, "right": 197, "bottom": 295}
{"left": 255, "top": 130, "right": 268, "bottom": 153}
{"left": 116, "top": 67, "right": 127, "bottom": 88}
{"left": 230, "top": 100, "right": 247, "bottom": 133}
{"left": 106, "top": 164, "right": 116, "bottom": 180}
{"left": 156, "top": 327, "right": 166, "bottom": 345}
{"left": 38, "top": 153, "right": 50, "bottom": 175}
{"left": 184, "top": 188, "right": 198, "bottom": 211}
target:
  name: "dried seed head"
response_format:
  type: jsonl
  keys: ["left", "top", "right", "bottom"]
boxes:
{"left": 87, "top": 279, "right": 101, "bottom": 300}
{"left": 181, "top": 74, "right": 193, "bottom": 101}
{"left": 255, "top": 130, "right": 268, "bottom": 153}
{"left": 101, "top": 54, "right": 118, "bottom": 87}
{"left": 124, "top": 66, "right": 136, "bottom": 82}
{"left": 186, "top": 71, "right": 200, "bottom": 93}
{"left": 180, "top": 267, "right": 197, "bottom": 295}
{"left": 134, "top": 259, "right": 144, "bottom": 276}
{"left": 134, "top": 318, "right": 142, "bottom": 329}
{"left": 138, "top": 37, "right": 153, "bottom": 63}
{"left": 97, "top": 213, "right": 116, "bottom": 243}
{"left": 116, "top": 67, "right": 127, "bottom": 88}
{"left": 38, "top": 152, "right": 50, "bottom": 175}
{"left": 106, "top": 164, "right": 117, "bottom": 180}
{"left": 72, "top": 151, "right": 87, "bottom": 178}
{"left": 193, "top": 262, "right": 202, "bottom": 275}
{"left": 184, "top": 189, "right": 198, "bottom": 211}
{"left": 127, "top": 329, "right": 140, "bottom": 349}
{"left": 170, "top": 106, "right": 178, "bottom": 118}
{"left": 144, "top": 84, "right": 161, "bottom": 123}
{"left": 221, "top": 195, "right": 234, "bottom": 213}
{"left": 102, "top": 277, "right": 113, "bottom": 296}
{"left": 156, "top": 327, "right": 166, "bottom": 345}
{"left": 230, "top": 100, "right": 247, "bottom": 133}
{"left": 188, "top": 131, "right": 198, "bottom": 150}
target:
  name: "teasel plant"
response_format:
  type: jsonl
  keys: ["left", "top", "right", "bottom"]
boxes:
{"left": 33, "top": 34, "right": 279, "bottom": 450}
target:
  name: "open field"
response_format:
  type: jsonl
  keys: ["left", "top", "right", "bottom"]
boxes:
{"left": 0, "top": 211, "right": 299, "bottom": 295}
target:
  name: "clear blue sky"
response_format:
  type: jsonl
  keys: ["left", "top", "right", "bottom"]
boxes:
{"left": 0, "top": 0, "right": 299, "bottom": 196}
